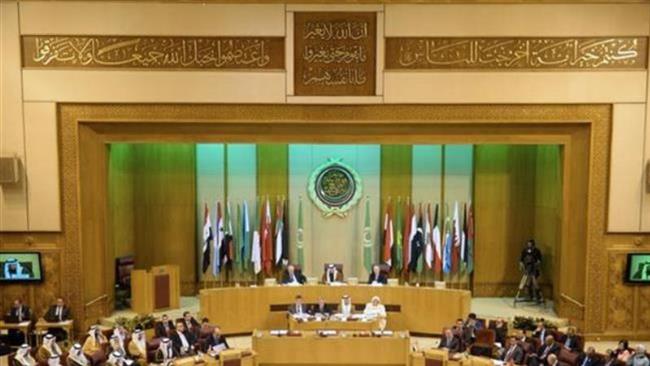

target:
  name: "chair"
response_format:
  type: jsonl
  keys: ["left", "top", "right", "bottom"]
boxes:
{"left": 558, "top": 347, "right": 579, "bottom": 366}
{"left": 469, "top": 329, "right": 496, "bottom": 357}
{"left": 424, "top": 348, "right": 449, "bottom": 366}
{"left": 219, "top": 349, "right": 243, "bottom": 366}
{"left": 469, "top": 355, "right": 493, "bottom": 366}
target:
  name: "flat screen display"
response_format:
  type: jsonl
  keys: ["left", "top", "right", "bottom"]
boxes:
{"left": 0, "top": 252, "right": 43, "bottom": 283}
{"left": 626, "top": 253, "right": 650, "bottom": 284}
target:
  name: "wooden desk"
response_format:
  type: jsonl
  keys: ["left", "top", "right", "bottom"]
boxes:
{"left": 288, "top": 316, "right": 379, "bottom": 331}
{"left": 200, "top": 285, "right": 470, "bottom": 335}
{"left": 34, "top": 319, "right": 74, "bottom": 345}
{"left": 409, "top": 351, "right": 469, "bottom": 366}
{"left": 0, "top": 321, "right": 30, "bottom": 344}
{"left": 252, "top": 330, "right": 409, "bottom": 366}
{"left": 174, "top": 352, "right": 257, "bottom": 366}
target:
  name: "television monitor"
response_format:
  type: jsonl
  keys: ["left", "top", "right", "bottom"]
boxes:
{"left": 626, "top": 253, "right": 650, "bottom": 284}
{"left": 0, "top": 252, "right": 43, "bottom": 283}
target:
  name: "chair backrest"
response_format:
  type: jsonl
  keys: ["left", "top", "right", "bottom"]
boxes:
{"left": 424, "top": 348, "right": 449, "bottom": 366}
{"left": 469, "top": 356, "right": 493, "bottom": 366}
{"left": 219, "top": 349, "right": 242, "bottom": 366}
{"left": 475, "top": 329, "right": 495, "bottom": 345}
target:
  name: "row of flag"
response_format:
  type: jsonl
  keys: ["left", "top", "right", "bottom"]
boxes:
{"left": 382, "top": 200, "right": 474, "bottom": 275}
{"left": 201, "top": 198, "right": 290, "bottom": 277}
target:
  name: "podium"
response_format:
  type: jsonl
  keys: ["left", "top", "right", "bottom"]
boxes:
{"left": 131, "top": 265, "right": 180, "bottom": 314}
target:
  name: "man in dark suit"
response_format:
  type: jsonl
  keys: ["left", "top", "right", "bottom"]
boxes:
{"left": 367, "top": 265, "right": 387, "bottom": 285}
{"left": 287, "top": 295, "right": 307, "bottom": 316}
{"left": 532, "top": 321, "right": 549, "bottom": 343}
{"left": 490, "top": 318, "right": 508, "bottom": 346}
{"left": 528, "top": 336, "right": 560, "bottom": 366}
{"left": 562, "top": 327, "right": 581, "bottom": 353}
{"left": 182, "top": 312, "right": 200, "bottom": 339}
{"left": 6, "top": 299, "right": 31, "bottom": 345}
{"left": 577, "top": 347, "right": 602, "bottom": 366}
{"left": 170, "top": 321, "right": 195, "bottom": 357}
{"left": 43, "top": 298, "right": 71, "bottom": 340}
{"left": 206, "top": 326, "right": 229, "bottom": 354}
{"left": 502, "top": 337, "right": 525, "bottom": 364}
{"left": 155, "top": 314, "right": 174, "bottom": 339}
{"left": 438, "top": 329, "right": 460, "bottom": 353}
{"left": 281, "top": 265, "right": 306, "bottom": 285}
{"left": 309, "top": 297, "right": 332, "bottom": 317}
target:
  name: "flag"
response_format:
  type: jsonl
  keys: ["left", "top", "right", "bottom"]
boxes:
{"left": 234, "top": 202, "right": 242, "bottom": 272}
{"left": 451, "top": 201, "right": 461, "bottom": 273}
{"left": 296, "top": 196, "right": 305, "bottom": 269}
{"left": 393, "top": 199, "right": 403, "bottom": 272}
{"left": 424, "top": 203, "right": 434, "bottom": 270}
{"left": 409, "top": 205, "right": 424, "bottom": 273}
{"left": 213, "top": 201, "right": 224, "bottom": 276}
{"left": 466, "top": 201, "right": 475, "bottom": 274}
{"left": 362, "top": 197, "right": 373, "bottom": 273}
{"left": 382, "top": 200, "right": 394, "bottom": 267}
{"left": 415, "top": 205, "right": 426, "bottom": 274}
{"left": 261, "top": 198, "right": 273, "bottom": 276}
{"left": 241, "top": 200, "right": 251, "bottom": 272}
{"left": 443, "top": 217, "right": 453, "bottom": 274}
{"left": 432, "top": 204, "right": 442, "bottom": 273}
{"left": 460, "top": 202, "right": 467, "bottom": 271}
{"left": 251, "top": 198, "right": 262, "bottom": 275}
{"left": 402, "top": 201, "right": 414, "bottom": 275}
{"left": 201, "top": 203, "right": 213, "bottom": 274}
{"left": 220, "top": 201, "right": 234, "bottom": 269}
{"left": 281, "top": 199, "right": 289, "bottom": 266}
{"left": 274, "top": 199, "right": 284, "bottom": 266}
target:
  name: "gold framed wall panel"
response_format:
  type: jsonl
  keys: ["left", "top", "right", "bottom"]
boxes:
{"left": 58, "top": 104, "right": 611, "bottom": 336}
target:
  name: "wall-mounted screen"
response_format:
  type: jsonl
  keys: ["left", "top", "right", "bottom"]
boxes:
{"left": 0, "top": 252, "right": 43, "bottom": 283}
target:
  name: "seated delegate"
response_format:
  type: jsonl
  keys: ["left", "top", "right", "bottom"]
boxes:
{"left": 322, "top": 264, "right": 343, "bottom": 284}
{"left": 363, "top": 296, "right": 387, "bottom": 330}
{"left": 281, "top": 264, "right": 306, "bottom": 285}
{"left": 368, "top": 265, "right": 387, "bottom": 285}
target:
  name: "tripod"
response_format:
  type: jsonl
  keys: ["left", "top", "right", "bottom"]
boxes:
{"left": 514, "top": 271, "right": 545, "bottom": 307}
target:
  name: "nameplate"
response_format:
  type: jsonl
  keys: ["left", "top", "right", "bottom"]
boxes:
{"left": 294, "top": 12, "right": 377, "bottom": 96}
{"left": 22, "top": 35, "right": 285, "bottom": 70}
{"left": 385, "top": 37, "right": 648, "bottom": 70}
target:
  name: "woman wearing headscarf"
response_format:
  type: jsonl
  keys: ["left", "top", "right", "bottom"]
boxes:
{"left": 363, "top": 296, "right": 387, "bottom": 330}
{"left": 67, "top": 343, "right": 89, "bottom": 366}
{"left": 82, "top": 325, "right": 108, "bottom": 366}
{"left": 37, "top": 334, "right": 63, "bottom": 363}
{"left": 127, "top": 329, "right": 147, "bottom": 365}
{"left": 13, "top": 344, "right": 36, "bottom": 366}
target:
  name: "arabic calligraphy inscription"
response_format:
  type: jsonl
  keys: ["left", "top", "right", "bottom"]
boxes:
{"left": 294, "top": 12, "right": 376, "bottom": 96}
{"left": 385, "top": 37, "right": 648, "bottom": 70}
{"left": 22, "top": 36, "right": 285, "bottom": 69}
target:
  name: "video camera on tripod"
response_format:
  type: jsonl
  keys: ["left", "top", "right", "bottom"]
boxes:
{"left": 515, "top": 239, "right": 545, "bottom": 306}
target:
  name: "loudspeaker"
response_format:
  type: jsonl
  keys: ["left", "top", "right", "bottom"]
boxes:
{"left": 0, "top": 156, "right": 20, "bottom": 184}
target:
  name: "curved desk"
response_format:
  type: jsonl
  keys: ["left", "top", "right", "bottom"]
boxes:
{"left": 200, "top": 285, "right": 470, "bottom": 335}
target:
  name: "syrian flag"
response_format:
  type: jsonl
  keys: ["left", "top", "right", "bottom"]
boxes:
{"left": 432, "top": 204, "right": 442, "bottom": 273}
{"left": 251, "top": 199, "right": 262, "bottom": 275}
{"left": 424, "top": 203, "right": 433, "bottom": 269}
{"left": 213, "top": 201, "right": 224, "bottom": 276}
{"left": 382, "top": 200, "right": 394, "bottom": 267}
{"left": 201, "top": 203, "right": 213, "bottom": 274}
{"left": 451, "top": 201, "right": 461, "bottom": 273}
{"left": 408, "top": 206, "right": 424, "bottom": 273}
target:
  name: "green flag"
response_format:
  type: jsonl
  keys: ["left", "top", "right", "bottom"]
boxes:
{"left": 241, "top": 200, "right": 251, "bottom": 272}
{"left": 296, "top": 196, "right": 305, "bottom": 269}
{"left": 393, "top": 198, "right": 403, "bottom": 272}
{"left": 362, "top": 196, "right": 373, "bottom": 273}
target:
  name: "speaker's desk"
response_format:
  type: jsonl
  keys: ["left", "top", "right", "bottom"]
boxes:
{"left": 200, "top": 285, "right": 470, "bottom": 335}
{"left": 287, "top": 315, "right": 379, "bottom": 331}
{"left": 252, "top": 330, "right": 409, "bottom": 366}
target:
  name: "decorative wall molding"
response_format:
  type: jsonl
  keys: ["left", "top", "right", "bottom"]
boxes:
{"left": 385, "top": 37, "right": 648, "bottom": 70}
{"left": 22, "top": 36, "right": 285, "bottom": 70}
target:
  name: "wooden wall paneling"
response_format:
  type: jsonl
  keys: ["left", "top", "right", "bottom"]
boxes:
{"left": 132, "top": 144, "right": 197, "bottom": 295}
